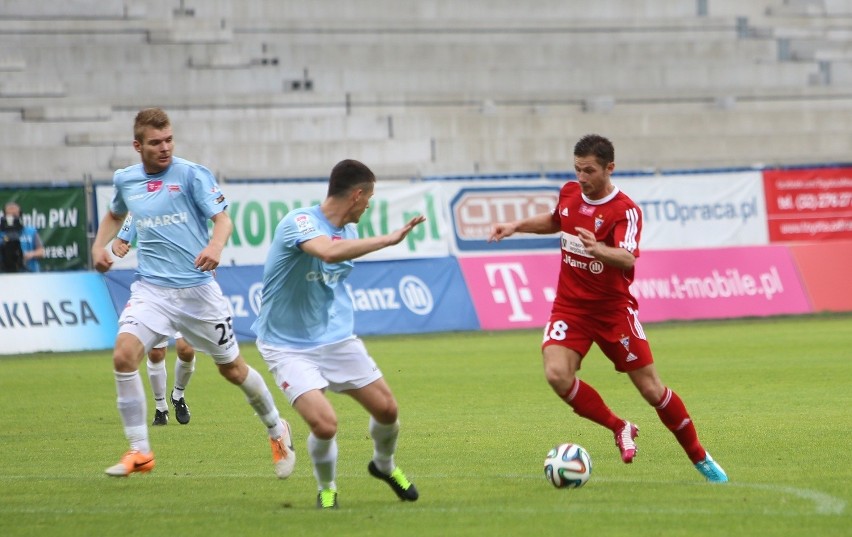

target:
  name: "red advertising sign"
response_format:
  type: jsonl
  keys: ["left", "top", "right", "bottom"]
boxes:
{"left": 788, "top": 241, "right": 852, "bottom": 312}
{"left": 763, "top": 167, "right": 852, "bottom": 242}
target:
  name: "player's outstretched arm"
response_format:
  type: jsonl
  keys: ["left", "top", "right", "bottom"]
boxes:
{"left": 489, "top": 221, "right": 519, "bottom": 242}
{"left": 490, "top": 213, "right": 558, "bottom": 242}
{"left": 302, "top": 215, "right": 426, "bottom": 263}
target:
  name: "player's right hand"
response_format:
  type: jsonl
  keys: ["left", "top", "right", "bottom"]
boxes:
{"left": 489, "top": 222, "right": 516, "bottom": 242}
{"left": 92, "top": 247, "right": 114, "bottom": 273}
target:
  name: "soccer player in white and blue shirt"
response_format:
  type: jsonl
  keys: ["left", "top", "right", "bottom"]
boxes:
{"left": 112, "top": 217, "right": 197, "bottom": 427}
{"left": 91, "top": 108, "right": 295, "bottom": 478}
{"left": 252, "top": 159, "right": 425, "bottom": 509}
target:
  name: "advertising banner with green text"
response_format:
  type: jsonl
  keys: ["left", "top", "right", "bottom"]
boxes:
{"left": 94, "top": 180, "right": 450, "bottom": 268}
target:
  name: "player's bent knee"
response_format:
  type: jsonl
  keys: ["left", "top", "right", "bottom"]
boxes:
{"left": 311, "top": 417, "right": 338, "bottom": 439}
{"left": 175, "top": 339, "right": 194, "bottom": 359}
{"left": 113, "top": 350, "right": 143, "bottom": 372}
{"left": 370, "top": 396, "right": 399, "bottom": 424}
{"left": 639, "top": 385, "right": 665, "bottom": 405}
{"left": 374, "top": 409, "right": 398, "bottom": 425}
{"left": 544, "top": 368, "right": 573, "bottom": 391}
{"left": 217, "top": 359, "right": 247, "bottom": 384}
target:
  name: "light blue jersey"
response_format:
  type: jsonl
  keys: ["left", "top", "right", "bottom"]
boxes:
{"left": 251, "top": 205, "right": 357, "bottom": 348}
{"left": 21, "top": 227, "right": 41, "bottom": 272}
{"left": 108, "top": 156, "right": 227, "bottom": 288}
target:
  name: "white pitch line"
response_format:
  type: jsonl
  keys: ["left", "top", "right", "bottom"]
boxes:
{"left": 444, "top": 474, "right": 849, "bottom": 516}
{"left": 726, "top": 483, "right": 846, "bottom": 515}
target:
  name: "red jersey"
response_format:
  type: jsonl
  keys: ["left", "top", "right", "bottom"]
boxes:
{"left": 550, "top": 181, "right": 642, "bottom": 312}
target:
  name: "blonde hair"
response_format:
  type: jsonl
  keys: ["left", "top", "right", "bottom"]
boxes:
{"left": 133, "top": 108, "right": 171, "bottom": 142}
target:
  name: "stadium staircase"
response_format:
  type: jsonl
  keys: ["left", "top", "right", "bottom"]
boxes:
{"left": 1, "top": 0, "right": 851, "bottom": 183}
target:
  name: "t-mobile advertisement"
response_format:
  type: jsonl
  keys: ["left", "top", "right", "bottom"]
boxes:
{"left": 458, "top": 246, "right": 812, "bottom": 330}
{"left": 458, "top": 253, "right": 562, "bottom": 330}
{"left": 629, "top": 246, "right": 812, "bottom": 322}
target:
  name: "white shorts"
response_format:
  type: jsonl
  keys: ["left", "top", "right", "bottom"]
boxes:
{"left": 118, "top": 279, "right": 239, "bottom": 364}
{"left": 256, "top": 337, "right": 383, "bottom": 405}
{"left": 153, "top": 331, "right": 184, "bottom": 349}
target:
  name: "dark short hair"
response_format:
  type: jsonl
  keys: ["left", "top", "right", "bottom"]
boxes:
{"left": 134, "top": 108, "right": 171, "bottom": 142}
{"left": 327, "top": 159, "right": 376, "bottom": 198}
{"left": 574, "top": 134, "right": 615, "bottom": 167}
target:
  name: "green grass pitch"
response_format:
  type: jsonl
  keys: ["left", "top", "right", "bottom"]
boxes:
{"left": 1, "top": 314, "right": 850, "bottom": 537}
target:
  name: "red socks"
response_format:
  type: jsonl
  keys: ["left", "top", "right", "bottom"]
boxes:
{"left": 654, "top": 388, "right": 706, "bottom": 463}
{"left": 561, "top": 380, "right": 707, "bottom": 464}
{"left": 561, "top": 379, "right": 623, "bottom": 432}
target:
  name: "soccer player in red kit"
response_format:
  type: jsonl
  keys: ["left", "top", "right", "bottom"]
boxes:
{"left": 489, "top": 134, "right": 728, "bottom": 482}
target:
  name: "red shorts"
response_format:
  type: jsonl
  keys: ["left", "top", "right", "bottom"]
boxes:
{"left": 540, "top": 306, "right": 654, "bottom": 372}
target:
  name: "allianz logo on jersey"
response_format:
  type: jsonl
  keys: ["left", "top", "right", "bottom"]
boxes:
{"left": 345, "top": 275, "right": 434, "bottom": 316}
{"left": 134, "top": 211, "right": 189, "bottom": 230}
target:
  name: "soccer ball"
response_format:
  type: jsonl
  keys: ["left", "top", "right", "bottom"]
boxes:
{"left": 544, "top": 443, "right": 592, "bottom": 489}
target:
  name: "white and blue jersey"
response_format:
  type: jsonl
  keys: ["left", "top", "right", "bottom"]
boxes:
{"left": 251, "top": 205, "right": 357, "bottom": 349}
{"left": 108, "top": 156, "right": 227, "bottom": 288}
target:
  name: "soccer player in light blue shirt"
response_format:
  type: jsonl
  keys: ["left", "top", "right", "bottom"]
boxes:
{"left": 107, "top": 155, "right": 222, "bottom": 288}
{"left": 91, "top": 108, "right": 295, "bottom": 479}
{"left": 252, "top": 159, "right": 425, "bottom": 509}
{"left": 251, "top": 204, "right": 358, "bottom": 348}
{"left": 112, "top": 216, "right": 197, "bottom": 428}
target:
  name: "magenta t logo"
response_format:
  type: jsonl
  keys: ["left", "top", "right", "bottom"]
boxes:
{"left": 459, "top": 254, "right": 560, "bottom": 329}
{"left": 485, "top": 262, "right": 534, "bottom": 322}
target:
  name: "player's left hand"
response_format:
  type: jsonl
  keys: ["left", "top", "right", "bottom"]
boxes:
{"left": 111, "top": 239, "right": 131, "bottom": 258}
{"left": 194, "top": 245, "right": 222, "bottom": 272}
{"left": 387, "top": 215, "right": 426, "bottom": 246}
{"left": 403, "top": 214, "right": 426, "bottom": 231}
